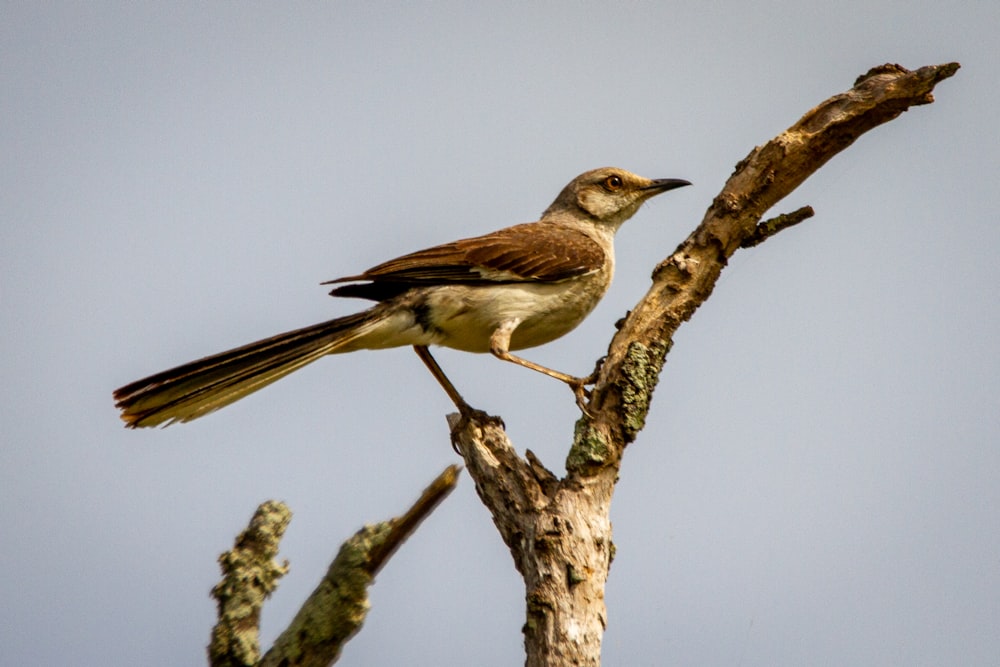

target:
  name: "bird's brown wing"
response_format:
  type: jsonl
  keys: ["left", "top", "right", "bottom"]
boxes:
{"left": 324, "top": 222, "right": 605, "bottom": 301}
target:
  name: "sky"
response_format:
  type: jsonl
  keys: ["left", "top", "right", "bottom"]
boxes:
{"left": 2, "top": 2, "right": 998, "bottom": 665}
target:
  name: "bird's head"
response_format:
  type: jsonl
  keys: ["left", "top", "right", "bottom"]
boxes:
{"left": 542, "top": 167, "right": 691, "bottom": 230}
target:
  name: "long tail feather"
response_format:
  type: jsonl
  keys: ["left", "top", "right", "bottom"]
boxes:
{"left": 113, "top": 310, "right": 380, "bottom": 428}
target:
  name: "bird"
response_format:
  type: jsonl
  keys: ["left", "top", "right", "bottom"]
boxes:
{"left": 113, "top": 167, "right": 690, "bottom": 428}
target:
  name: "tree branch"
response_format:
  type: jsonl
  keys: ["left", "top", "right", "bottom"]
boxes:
{"left": 260, "top": 464, "right": 460, "bottom": 667}
{"left": 209, "top": 501, "right": 292, "bottom": 667}
{"left": 208, "top": 466, "right": 460, "bottom": 667}
{"left": 740, "top": 205, "right": 815, "bottom": 248}
{"left": 449, "top": 62, "right": 959, "bottom": 667}
{"left": 580, "top": 61, "right": 960, "bottom": 460}
{"left": 449, "top": 414, "right": 613, "bottom": 667}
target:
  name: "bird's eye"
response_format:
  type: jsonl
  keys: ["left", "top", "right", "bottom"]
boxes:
{"left": 603, "top": 175, "right": 624, "bottom": 191}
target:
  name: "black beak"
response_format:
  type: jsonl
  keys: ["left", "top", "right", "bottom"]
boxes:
{"left": 645, "top": 178, "right": 692, "bottom": 192}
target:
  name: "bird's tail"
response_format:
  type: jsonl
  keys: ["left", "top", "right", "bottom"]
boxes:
{"left": 113, "top": 309, "right": 384, "bottom": 428}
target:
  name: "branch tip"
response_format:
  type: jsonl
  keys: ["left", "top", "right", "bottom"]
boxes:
{"left": 368, "top": 463, "right": 462, "bottom": 574}
{"left": 741, "top": 205, "right": 816, "bottom": 248}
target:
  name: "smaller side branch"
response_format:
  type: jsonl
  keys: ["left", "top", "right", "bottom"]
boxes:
{"left": 740, "top": 206, "right": 815, "bottom": 248}
{"left": 209, "top": 500, "right": 292, "bottom": 667}
{"left": 259, "top": 465, "right": 461, "bottom": 667}
{"left": 367, "top": 463, "right": 463, "bottom": 575}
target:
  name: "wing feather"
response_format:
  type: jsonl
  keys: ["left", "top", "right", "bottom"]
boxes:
{"left": 325, "top": 222, "right": 604, "bottom": 301}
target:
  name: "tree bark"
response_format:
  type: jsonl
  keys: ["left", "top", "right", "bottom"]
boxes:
{"left": 450, "top": 62, "right": 959, "bottom": 666}
{"left": 209, "top": 501, "right": 292, "bottom": 667}
{"left": 450, "top": 414, "right": 612, "bottom": 666}
{"left": 208, "top": 465, "right": 460, "bottom": 667}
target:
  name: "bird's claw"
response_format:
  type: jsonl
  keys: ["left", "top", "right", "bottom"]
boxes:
{"left": 568, "top": 356, "right": 606, "bottom": 417}
{"left": 570, "top": 378, "right": 594, "bottom": 417}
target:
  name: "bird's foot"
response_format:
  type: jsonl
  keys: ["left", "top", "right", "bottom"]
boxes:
{"left": 569, "top": 378, "right": 594, "bottom": 417}
{"left": 448, "top": 404, "right": 505, "bottom": 455}
{"left": 568, "top": 356, "right": 606, "bottom": 416}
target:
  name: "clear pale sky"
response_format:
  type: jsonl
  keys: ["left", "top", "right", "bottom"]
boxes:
{"left": 3, "top": 3, "right": 998, "bottom": 665}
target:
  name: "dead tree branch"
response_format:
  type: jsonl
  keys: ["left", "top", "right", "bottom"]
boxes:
{"left": 450, "top": 62, "right": 959, "bottom": 667}
{"left": 209, "top": 501, "right": 292, "bottom": 667}
{"left": 209, "top": 465, "right": 461, "bottom": 667}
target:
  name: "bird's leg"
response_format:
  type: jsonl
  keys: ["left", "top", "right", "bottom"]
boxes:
{"left": 413, "top": 345, "right": 473, "bottom": 414}
{"left": 489, "top": 321, "right": 593, "bottom": 414}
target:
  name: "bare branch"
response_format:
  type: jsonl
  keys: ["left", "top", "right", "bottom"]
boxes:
{"left": 209, "top": 501, "right": 292, "bottom": 667}
{"left": 260, "top": 465, "right": 461, "bottom": 667}
{"left": 259, "top": 464, "right": 460, "bottom": 667}
{"left": 448, "top": 413, "right": 550, "bottom": 555}
{"left": 367, "top": 463, "right": 463, "bottom": 575}
{"left": 740, "top": 205, "right": 815, "bottom": 248}
{"left": 449, "top": 413, "right": 612, "bottom": 667}
{"left": 581, "top": 62, "right": 960, "bottom": 461}
{"left": 450, "top": 61, "right": 959, "bottom": 667}
{"left": 208, "top": 467, "right": 459, "bottom": 667}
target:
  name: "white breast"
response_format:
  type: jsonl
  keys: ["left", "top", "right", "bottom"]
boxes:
{"left": 421, "top": 267, "right": 612, "bottom": 353}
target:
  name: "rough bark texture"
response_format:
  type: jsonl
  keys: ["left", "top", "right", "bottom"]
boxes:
{"left": 208, "top": 465, "right": 460, "bottom": 667}
{"left": 209, "top": 501, "right": 292, "bottom": 667}
{"left": 449, "top": 62, "right": 959, "bottom": 667}
{"left": 450, "top": 413, "right": 613, "bottom": 666}
{"left": 260, "top": 464, "right": 459, "bottom": 667}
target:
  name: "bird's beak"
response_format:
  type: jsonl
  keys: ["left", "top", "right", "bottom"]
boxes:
{"left": 644, "top": 178, "right": 692, "bottom": 192}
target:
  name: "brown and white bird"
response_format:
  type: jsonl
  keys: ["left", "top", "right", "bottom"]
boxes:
{"left": 113, "top": 167, "right": 690, "bottom": 427}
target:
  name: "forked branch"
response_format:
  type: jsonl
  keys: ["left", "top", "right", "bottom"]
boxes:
{"left": 209, "top": 465, "right": 461, "bottom": 667}
{"left": 449, "top": 62, "right": 959, "bottom": 667}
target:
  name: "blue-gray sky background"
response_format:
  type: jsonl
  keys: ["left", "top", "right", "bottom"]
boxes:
{"left": 3, "top": 3, "right": 997, "bottom": 665}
